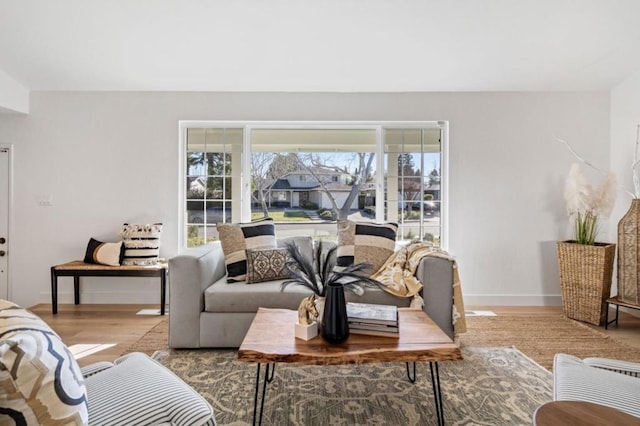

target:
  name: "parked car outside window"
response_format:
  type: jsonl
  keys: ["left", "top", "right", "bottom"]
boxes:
{"left": 188, "top": 208, "right": 231, "bottom": 224}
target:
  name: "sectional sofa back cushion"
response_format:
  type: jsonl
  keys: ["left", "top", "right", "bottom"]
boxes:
{"left": 336, "top": 220, "right": 398, "bottom": 274}
{"left": 0, "top": 300, "right": 89, "bottom": 425}
{"left": 217, "top": 218, "right": 277, "bottom": 282}
{"left": 277, "top": 235, "right": 314, "bottom": 262}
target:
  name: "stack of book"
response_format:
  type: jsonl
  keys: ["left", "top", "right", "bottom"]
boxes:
{"left": 346, "top": 302, "right": 399, "bottom": 338}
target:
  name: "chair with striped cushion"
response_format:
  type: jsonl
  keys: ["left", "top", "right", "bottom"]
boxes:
{"left": 553, "top": 353, "right": 640, "bottom": 419}
{"left": 83, "top": 352, "right": 216, "bottom": 426}
{"left": 1, "top": 299, "right": 215, "bottom": 425}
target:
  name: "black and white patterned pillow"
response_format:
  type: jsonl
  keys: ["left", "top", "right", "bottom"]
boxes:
{"left": 0, "top": 300, "right": 88, "bottom": 425}
{"left": 336, "top": 220, "right": 398, "bottom": 274}
{"left": 84, "top": 238, "right": 124, "bottom": 266}
{"left": 120, "top": 223, "right": 163, "bottom": 266}
{"left": 245, "top": 247, "right": 292, "bottom": 284}
{"left": 217, "top": 218, "right": 277, "bottom": 282}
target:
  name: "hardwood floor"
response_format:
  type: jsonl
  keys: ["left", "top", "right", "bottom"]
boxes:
{"left": 30, "top": 303, "right": 164, "bottom": 367}
{"left": 29, "top": 303, "right": 640, "bottom": 367}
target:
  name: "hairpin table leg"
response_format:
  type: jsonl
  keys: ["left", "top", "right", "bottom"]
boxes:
{"left": 252, "top": 363, "right": 276, "bottom": 426}
{"left": 430, "top": 362, "right": 445, "bottom": 426}
{"left": 406, "top": 362, "right": 417, "bottom": 383}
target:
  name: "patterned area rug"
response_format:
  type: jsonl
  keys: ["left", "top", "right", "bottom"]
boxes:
{"left": 153, "top": 347, "right": 551, "bottom": 426}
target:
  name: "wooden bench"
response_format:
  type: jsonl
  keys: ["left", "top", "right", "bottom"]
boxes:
{"left": 50, "top": 260, "right": 168, "bottom": 315}
{"left": 605, "top": 295, "right": 640, "bottom": 329}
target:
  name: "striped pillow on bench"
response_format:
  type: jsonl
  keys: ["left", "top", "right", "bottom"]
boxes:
{"left": 120, "top": 223, "right": 163, "bottom": 266}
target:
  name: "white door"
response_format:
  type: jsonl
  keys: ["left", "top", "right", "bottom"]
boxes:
{"left": 0, "top": 147, "right": 9, "bottom": 299}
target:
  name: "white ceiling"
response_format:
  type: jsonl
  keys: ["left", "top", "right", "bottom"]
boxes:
{"left": 1, "top": 0, "right": 640, "bottom": 92}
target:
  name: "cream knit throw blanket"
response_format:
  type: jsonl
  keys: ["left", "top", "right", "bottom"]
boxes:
{"left": 370, "top": 242, "right": 467, "bottom": 335}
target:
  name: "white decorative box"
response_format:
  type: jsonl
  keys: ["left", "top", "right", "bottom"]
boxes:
{"left": 294, "top": 321, "right": 318, "bottom": 340}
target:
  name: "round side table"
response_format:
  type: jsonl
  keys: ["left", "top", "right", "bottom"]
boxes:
{"left": 533, "top": 401, "right": 640, "bottom": 426}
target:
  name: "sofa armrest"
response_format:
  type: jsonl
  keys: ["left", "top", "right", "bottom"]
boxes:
{"left": 415, "top": 256, "right": 454, "bottom": 340}
{"left": 169, "top": 242, "right": 226, "bottom": 348}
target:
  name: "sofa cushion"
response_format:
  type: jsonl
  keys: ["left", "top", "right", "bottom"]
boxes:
{"left": 246, "top": 247, "right": 292, "bottom": 284}
{"left": 336, "top": 220, "right": 398, "bottom": 274}
{"left": 0, "top": 300, "right": 89, "bottom": 425}
{"left": 217, "top": 218, "right": 277, "bottom": 282}
{"left": 277, "top": 236, "right": 314, "bottom": 261}
{"left": 204, "top": 277, "right": 411, "bottom": 313}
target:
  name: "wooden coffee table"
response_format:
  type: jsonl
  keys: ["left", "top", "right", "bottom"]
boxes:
{"left": 238, "top": 307, "right": 463, "bottom": 426}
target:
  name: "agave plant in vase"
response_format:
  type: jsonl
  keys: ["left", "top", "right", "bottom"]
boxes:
{"left": 281, "top": 240, "right": 381, "bottom": 343}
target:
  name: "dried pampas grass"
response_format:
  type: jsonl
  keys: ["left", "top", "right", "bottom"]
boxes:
{"left": 564, "top": 163, "right": 592, "bottom": 216}
{"left": 563, "top": 163, "right": 616, "bottom": 245}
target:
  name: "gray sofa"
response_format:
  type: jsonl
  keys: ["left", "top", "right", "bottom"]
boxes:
{"left": 168, "top": 240, "right": 455, "bottom": 348}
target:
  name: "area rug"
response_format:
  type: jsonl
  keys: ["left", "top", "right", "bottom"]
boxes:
{"left": 458, "top": 314, "right": 640, "bottom": 369}
{"left": 153, "top": 347, "right": 551, "bottom": 426}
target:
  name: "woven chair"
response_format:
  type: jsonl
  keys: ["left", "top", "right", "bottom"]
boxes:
{"left": 553, "top": 353, "right": 640, "bottom": 418}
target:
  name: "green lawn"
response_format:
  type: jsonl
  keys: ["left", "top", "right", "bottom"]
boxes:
{"left": 251, "top": 210, "right": 312, "bottom": 222}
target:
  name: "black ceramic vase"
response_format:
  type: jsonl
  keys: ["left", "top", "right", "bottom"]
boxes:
{"left": 321, "top": 282, "right": 349, "bottom": 343}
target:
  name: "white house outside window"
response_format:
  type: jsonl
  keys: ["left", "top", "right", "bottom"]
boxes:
{"left": 179, "top": 122, "right": 446, "bottom": 249}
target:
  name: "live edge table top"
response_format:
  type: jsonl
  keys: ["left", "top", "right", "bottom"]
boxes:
{"left": 237, "top": 308, "right": 463, "bottom": 366}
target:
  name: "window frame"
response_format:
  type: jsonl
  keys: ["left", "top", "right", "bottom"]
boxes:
{"left": 178, "top": 120, "right": 448, "bottom": 251}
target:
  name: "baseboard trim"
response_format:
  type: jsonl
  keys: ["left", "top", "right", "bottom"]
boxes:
{"left": 463, "top": 294, "right": 563, "bottom": 306}
{"left": 40, "top": 290, "right": 163, "bottom": 305}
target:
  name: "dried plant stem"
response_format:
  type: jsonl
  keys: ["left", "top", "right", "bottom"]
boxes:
{"left": 557, "top": 137, "right": 635, "bottom": 199}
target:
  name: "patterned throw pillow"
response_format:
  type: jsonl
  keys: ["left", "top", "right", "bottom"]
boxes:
{"left": 120, "top": 223, "right": 163, "bottom": 266}
{"left": 336, "top": 220, "right": 398, "bottom": 274}
{"left": 217, "top": 218, "right": 277, "bottom": 282}
{"left": 0, "top": 300, "right": 88, "bottom": 425}
{"left": 83, "top": 238, "right": 124, "bottom": 266}
{"left": 245, "top": 247, "right": 292, "bottom": 284}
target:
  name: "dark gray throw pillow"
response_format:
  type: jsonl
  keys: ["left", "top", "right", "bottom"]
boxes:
{"left": 245, "top": 247, "right": 292, "bottom": 284}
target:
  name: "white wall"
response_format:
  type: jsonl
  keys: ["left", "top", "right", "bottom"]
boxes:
{"left": 610, "top": 70, "right": 640, "bottom": 296}
{"left": 0, "top": 91, "right": 609, "bottom": 308}
{"left": 0, "top": 69, "right": 29, "bottom": 114}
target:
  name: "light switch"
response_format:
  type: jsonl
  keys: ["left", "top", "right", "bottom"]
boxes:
{"left": 37, "top": 195, "right": 53, "bottom": 206}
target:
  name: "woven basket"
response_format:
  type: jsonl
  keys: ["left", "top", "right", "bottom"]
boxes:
{"left": 557, "top": 241, "right": 616, "bottom": 325}
{"left": 618, "top": 199, "right": 640, "bottom": 305}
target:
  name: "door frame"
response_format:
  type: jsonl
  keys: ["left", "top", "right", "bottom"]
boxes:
{"left": 0, "top": 144, "right": 13, "bottom": 300}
